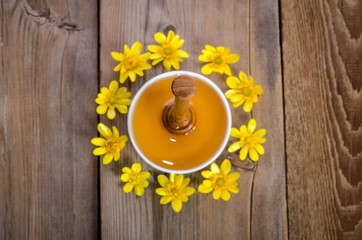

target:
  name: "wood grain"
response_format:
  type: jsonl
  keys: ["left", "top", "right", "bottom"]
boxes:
{"left": 100, "top": 0, "right": 286, "bottom": 239}
{"left": 0, "top": 0, "right": 98, "bottom": 239}
{"left": 282, "top": 0, "right": 362, "bottom": 239}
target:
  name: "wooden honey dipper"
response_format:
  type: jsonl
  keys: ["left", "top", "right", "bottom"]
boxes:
{"left": 162, "top": 74, "right": 197, "bottom": 135}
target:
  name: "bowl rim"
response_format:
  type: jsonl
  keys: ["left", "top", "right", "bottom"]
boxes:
{"left": 127, "top": 70, "right": 232, "bottom": 174}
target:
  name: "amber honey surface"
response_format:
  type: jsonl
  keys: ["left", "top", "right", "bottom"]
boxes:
{"left": 132, "top": 77, "right": 228, "bottom": 170}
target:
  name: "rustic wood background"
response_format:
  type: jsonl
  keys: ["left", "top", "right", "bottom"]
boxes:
{"left": 0, "top": 0, "right": 360, "bottom": 239}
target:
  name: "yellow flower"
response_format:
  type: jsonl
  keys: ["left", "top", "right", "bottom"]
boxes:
{"left": 198, "top": 159, "right": 240, "bottom": 201}
{"left": 199, "top": 45, "right": 239, "bottom": 75}
{"left": 91, "top": 123, "right": 128, "bottom": 164}
{"left": 228, "top": 119, "right": 266, "bottom": 161}
{"left": 148, "top": 30, "right": 189, "bottom": 71}
{"left": 111, "top": 41, "right": 151, "bottom": 83}
{"left": 225, "top": 71, "right": 263, "bottom": 112}
{"left": 156, "top": 173, "right": 195, "bottom": 212}
{"left": 121, "top": 163, "right": 151, "bottom": 196}
{"left": 95, "top": 80, "right": 132, "bottom": 120}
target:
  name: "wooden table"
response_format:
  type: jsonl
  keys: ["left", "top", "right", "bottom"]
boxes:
{"left": 0, "top": 0, "right": 361, "bottom": 239}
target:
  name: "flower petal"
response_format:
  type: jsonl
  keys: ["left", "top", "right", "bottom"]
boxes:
{"left": 109, "top": 80, "right": 119, "bottom": 93}
{"left": 163, "top": 59, "right": 171, "bottom": 72}
{"left": 228, "top": 172, "right": 240, "bottom": 181}
{"left": 239, "top": 125, "right": 247, "bottom": 133}
{"left": 254, "top": 129, "right": 266, "bottom": 138}
{"left": 175, "top": 174, "right": 184, "bottom": 186}
{"left": 123, "top": 183, "right": 134, "bottom": 193}
{"left": 201, "top": 64, "right": 213, "bottom": 75}
{"left": 221, "top": 190, "right": 231, "bottom": 201}
{"left": 96, "top": 105, "right": 108, "bottom": 115}
{"left": 140, "top": 172, "right": 151, "bottom": 179}
{"left": 228, "top": 141, "right": 241, "bottom": 153}
{"left": 166, "top": 30, "right": 175, "bottom": 42}
{"left": 120, "top": 72, "right": 128, "bottom": 83}
{"left": 181, "top": 178, "right": 190, "bottom": 188}
{"left": 113, "top": 152, "right": 120, "bottom": 161}
{"left": 148, "top": 45, "right": 161, "bottom": 53}
{"left": 97, "top": 123, "right": 112, "bottom": 138}
{"left": 224, "top": 65, "right": 232, "bottom": 76}
{"left": 201, "top": 170, "right": 212, "bottom": 179}
{"left": 213, "top": 190, "right": 221, "bottom": 200}
{"left": 154, "top": 32, "right": 166, "bottom": 44}
{"left": 226, "top": 54, "right": 239, "bottom": 64}
{"left": 171, "top": 59, "right": 180, "bottom": 70}
{"left": 177, "top": 50, "right": 189, "bottom": 58}
{"left": 122, "top": 167, "right": 131, "bottom": 173}
{"left": 220, "top": 159, "right": 231, "bottom": 175}
{"left": 116, "top": 105, "right": 128, "bottom": 114}
{"left": 227, "top": 185, "right": 239, "bottom": 193}
{"left": 198, "top": 184, "right": 213, "bottom": 193}
{"left": 230, "top": 128, "right": 242, "bottom": 138}
{"left": 205, "top": 45, "right": 216, "bottom": 51}
{"left": 114, "top": 63, "right": 122, "bottom": 72}
{"left": 143, "top": 181, "right": 149, "bottom": 188}
{"left": 210, "top": 163, "right": 220, "bottom": 174}
{"left": 160, "top": 196, "right": 172, "bottom": 204}
{"left": 93, "top": 147, "right": 107, "bottom": 156}
{"left": 156, "top": 188, "right": 166, "bottom": 196}
{"left": 240, "top": 146, "right": 249, "bottom": 160}
{"left": 225, "top": 89, "right": 240, "bottom": 98}
{"left": 243, "top": 100, "right": 253, "bottom": 112}
{"left": 157, "top": 175, "right": 169, "bottom": 187}
{"left": 199, "top": 54, "right": 210, "bottom": 62}
{"left": 239, "top": 71, "right": 248, "bottom": 82}
{"left": 184, "top": 187, "right": 195, "bottom": 196}
{"left": 91, "top": 137, "right": 106, "bottom": 146}
{"left": 119, "top": 135, "right": 128, "bottom": 143}
{"left": 233, "top": 100, "right": 245, "bottom": 108}
{"left": 171, "top": 200, "right": 182, "bottom": 212}
{"left": 226, "top": 76, "right": 242, "bottom": 89}
{"left": 103, "top": 153, "right": 113, "bottom": 164}
{"left": 111, "top": 126, "right": 119, "bottom": 138}
{"left": 203, "top": 180, "right": 212, "bottom": 187}
{"left": 248, "top": 119, "right": 257, "bottom": 132}
{"left": 254, "top": 144, "right": 265, "bottom": 155}
{"left": 249, "top": 75, "right": 255, "bottom": 85}
{"left": 107, "top": 108, "right": 116, "bottom": 120}
{"left": 129, "top": 71, "right": 136, "bottom": 82}
{"left": 111, "top": 52, "right": 124, "bottom": 62}
{"left": 130, "top": 41, "right": 142, "bottom": 55}
{"left": 134, "top": 185, "right": 145, "bottom": 196}
{"left": 120, "top": 173, "right": 129, "bottom": 182}
{"left": 131, "top": 163, "right": 142, "bottom": 173}
{"left": 249, "top": 148, "right": 259, "bottom": 161}
{"left": 254, "top": 84, "right": 263, "bottom": 95}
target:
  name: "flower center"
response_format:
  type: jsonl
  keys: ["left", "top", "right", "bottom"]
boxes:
{"left": 216, "top": 178, "right": 224, "bottom": 186}
{"left": 105, "top": 138, "right": 121, "bottom": 153}
{"left": 124, "top": 56, "right": 138, "bottom": 70}
{"left": 245, "top": 137, "right": 252, "bottom": 143}
{"left": 242, "top": 87, "right": 251, "bottom": 96}
{"left": 215, "top": 57, "right": 223, "bottom": 64}
{"left": 171, "top": 188, "right": 178, "bottom": 195}
{"left": 109, "top": 97, "right": 116, "bottom": 104}
{"left": 130, "top": 176, "right": 139, "bottom": 184}
{"left": 163, "top": 47, "right": 173, "bottom": 55}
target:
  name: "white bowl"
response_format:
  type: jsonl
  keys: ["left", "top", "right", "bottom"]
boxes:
{"left": 127, "top": 71, "right": 232, "bottom": 174}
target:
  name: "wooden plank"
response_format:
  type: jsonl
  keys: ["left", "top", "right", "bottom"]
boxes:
{"left": 100, "top": 0, "right": 286, "bottom": 239}
{"left": 0, "top": 0, "right": 98, "bottom": 239}
{"left": 249, "top": 0, "right": 288, "bottom": 239}
{"left": 282, "top": 0, "right": 362, "bottom": 239}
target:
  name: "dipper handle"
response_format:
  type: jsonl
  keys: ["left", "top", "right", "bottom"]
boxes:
{"left": 162, "top": 75, "right": 197, "bottom": 135}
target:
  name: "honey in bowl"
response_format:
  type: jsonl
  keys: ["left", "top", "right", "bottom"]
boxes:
{"left": 128, "top": 71, "right": 231, "bottom": 173}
